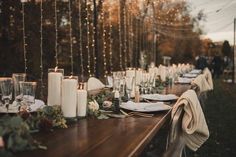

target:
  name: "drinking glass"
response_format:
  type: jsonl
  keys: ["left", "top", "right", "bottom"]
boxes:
{"left": 20, "top": 81, "right": 37, "bottom": 106}
{"left": 0, "top": 77, "right": 13, "bottom": 110}
{"left": 113, "top": 77, "right": 120, "bottom": 91}
{"left": 125, "top": 76, "right": 134, "bottom": 100}
{"left": 12, "top": 73, "right": 26, "bottom": 102}
{"left": 148, "top": 73, "right": 156, "bottom": 93}
{"left": 119, "top": 78, "right": 125, "bottom": 97}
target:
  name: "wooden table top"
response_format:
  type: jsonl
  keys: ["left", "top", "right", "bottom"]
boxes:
{"left": 17, "top": 84, "right": 190, "bottom": 157}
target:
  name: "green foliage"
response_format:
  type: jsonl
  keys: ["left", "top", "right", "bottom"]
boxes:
{"left": 0, "top": 105, "right": 67, "bottom": 153}
{"left": 0, "top": 115, "right": 38, "bottom": 152}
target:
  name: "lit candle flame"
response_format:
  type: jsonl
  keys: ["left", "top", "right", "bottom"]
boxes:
{"left": 54, "top": 66, "right": 58, "bottom": 72}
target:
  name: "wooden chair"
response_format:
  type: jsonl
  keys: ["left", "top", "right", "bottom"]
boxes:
{"left": 163, "top": 106, "right": 186, "bottom": 157}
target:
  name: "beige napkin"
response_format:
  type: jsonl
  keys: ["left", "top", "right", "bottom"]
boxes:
{"left": 203, "top": 68, "right": 213, "bottom": 90}
{"left": 171, "top": 90, "right": 209, "bottom": 151}
{"left": 192, "top": 74, "right": 211, "bottom": 93}
{"left": 87, "top": 77, "right": 105, "bottom": 91}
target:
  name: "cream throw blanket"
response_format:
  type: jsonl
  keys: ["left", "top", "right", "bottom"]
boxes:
{"left": 87, "top": 77, "right": 105, "bottom": 91}
{"left": 203, "top": 68, "right": 213, "bottom": 90}
{"left": 171, "top": 90, "right": 209, "bottom": 151}
{"left": 192, "top": 74, "right": 211, "bottom": 93}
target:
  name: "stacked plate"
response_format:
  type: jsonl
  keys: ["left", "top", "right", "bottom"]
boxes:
{"left": 120, "top": 101, "right": 172, "bottom": 112}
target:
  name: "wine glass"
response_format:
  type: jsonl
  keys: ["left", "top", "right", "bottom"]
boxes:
{"left": 125, "top": 76, "right": 134, "bottom": 100}
{"left": 0, "top": 77, "right": 13, "bottom": 112}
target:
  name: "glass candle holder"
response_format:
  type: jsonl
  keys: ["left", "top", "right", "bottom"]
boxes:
{"left": 12, "top": 73, "right": 26, "bottom": 102}
{"left": 20, "top": 81, "right": 37, "bottom": 106}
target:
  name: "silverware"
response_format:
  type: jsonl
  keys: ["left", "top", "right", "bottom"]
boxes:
{"left": 120, "top": 109, "right": 154, "bottom": 118}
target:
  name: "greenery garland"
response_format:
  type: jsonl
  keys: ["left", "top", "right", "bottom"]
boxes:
{"left": 0, "top": 105, "right": 67, "bottom": 156}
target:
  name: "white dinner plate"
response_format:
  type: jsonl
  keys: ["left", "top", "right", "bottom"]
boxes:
{"left": 0, "top": 99, "right": 45, "bottom": 113}
{"left": 141, "top": 94, "right": 179, "bottom": 101}
{"left": 176, "top": 77, "right": 193, "bottom": 84}
{"left": 183, "top": 73, "right": 198, "bottom": 78}
{"left": 120, "top": 101, "right": 172, "bottom": 112}
{"left": 189, "top": 69, "right": 202, "bottom": 74}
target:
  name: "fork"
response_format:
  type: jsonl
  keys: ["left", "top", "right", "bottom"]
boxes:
{"left": 120, "top": 109, "right": 154, "bottom": 118}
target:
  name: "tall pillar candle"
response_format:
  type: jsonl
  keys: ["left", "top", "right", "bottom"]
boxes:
{"left": 61, "top": 76, "right": 78, "bottom": 118}
{"left": 47, "top": 68, "right": 64, "bottom": 106}
{"left": 77, "top": 83, "right": 87, "bottom": 117}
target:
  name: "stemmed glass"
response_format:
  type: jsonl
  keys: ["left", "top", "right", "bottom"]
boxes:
{"left": 148, "top": 73, "right": 156, "bottom": 93}
{"left": 0, "top": 78, "right": 13, "bottom": 112}
{"left": 125, "top": 76, "right": 134, "bottom": 100}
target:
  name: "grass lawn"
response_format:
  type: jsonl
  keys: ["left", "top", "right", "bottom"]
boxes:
{"left": 188, "top": 79, "right": 236, "bottom": 157}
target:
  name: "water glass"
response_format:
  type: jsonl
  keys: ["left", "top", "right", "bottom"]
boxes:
{"left": 12, "top": 73, "right": 26, "bottom": 101}
{"left": 125, "top": 76, "right": 134, "bottom": 100}
{"left": 20, "top": 81, "right": 37, "bottom": 106}
{"left": 0, "top": 77, "right": 13, "bottom": 108}
{"left": 113, "top": 77, "right": 120, "bottom": 91}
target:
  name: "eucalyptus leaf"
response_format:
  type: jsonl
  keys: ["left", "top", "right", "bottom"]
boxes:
{"left": 9, "top": 117, "right": 23, "bottom": 129}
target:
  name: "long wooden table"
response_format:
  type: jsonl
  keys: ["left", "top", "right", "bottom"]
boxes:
{"left": 17, "top": 84, "right": 190, "bottom": 157}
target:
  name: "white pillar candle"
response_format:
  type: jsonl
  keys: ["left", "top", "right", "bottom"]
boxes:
{"left": 47, "top": 68, "right": 64, "bottom": 106}
{"left": 77, "top": 89, "right": 87, "bottom": 117}
{"left": 61, "top": 77, "right": 78, "bottom": 118}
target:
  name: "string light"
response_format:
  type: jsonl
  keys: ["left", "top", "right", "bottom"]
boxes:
{"left": 68, "top": 0, "right": 74, "bottom": 75}
{"left": 123, "top": 2, "right": 127, "bottom": 68}
{"left": 86, "top": 0, "right": 91, "bottom": 76}
{"left": 108, "top": 3, "right": 113, "bottom": 73}
{"left": 129, "top": 4, "right": 134, "bottom": 67}
{"left": 118, "top": 0, "right": 123, "bottom": 70}
{"left": 54, "top": 0, "right": 59, "bottom": 67}
{"left": 91, "top": 1, "right": 96, "bottom": 76}
{"left": 40, "top": 0, "right": 44, "bottom": 98}
{"left": 21, "top": 1, "right": 27, "bottom": 73}
{"left": 100, "top": 0, "right": 108, "bottom": 77}
{"left": 78, "top": 0, "right": 84, "bottom": 77}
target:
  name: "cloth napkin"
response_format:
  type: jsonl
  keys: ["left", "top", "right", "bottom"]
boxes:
{"left": 87, "top": 77, "right": 105, "bottom": 91}
{"left": 171, "top": 90, "right": 209, "bottom": 151}
{"left": 192, "top": 74, "right": 211, "bottom": 93}
{"left": 203, "top": 68, "right": 213, "bottom": 90}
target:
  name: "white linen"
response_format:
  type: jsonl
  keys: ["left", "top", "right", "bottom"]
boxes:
{"left": 192, "top": 74, "right": 211, "bottom": 93}
{"left": 87, "top": 77, "right": 105, "bottom": 91}
{"left": 203, "top": 68, "right": 213, "bottom": 90}
{"left": 171, "top": 90, "right": 209, "bottom": 151}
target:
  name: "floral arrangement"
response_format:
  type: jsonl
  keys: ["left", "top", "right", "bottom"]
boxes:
{"left": 87, "top": 90, "right": 114, "bottom": 119}
{"left": 0, "top": 105, "right": 67, "bottom": 155}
